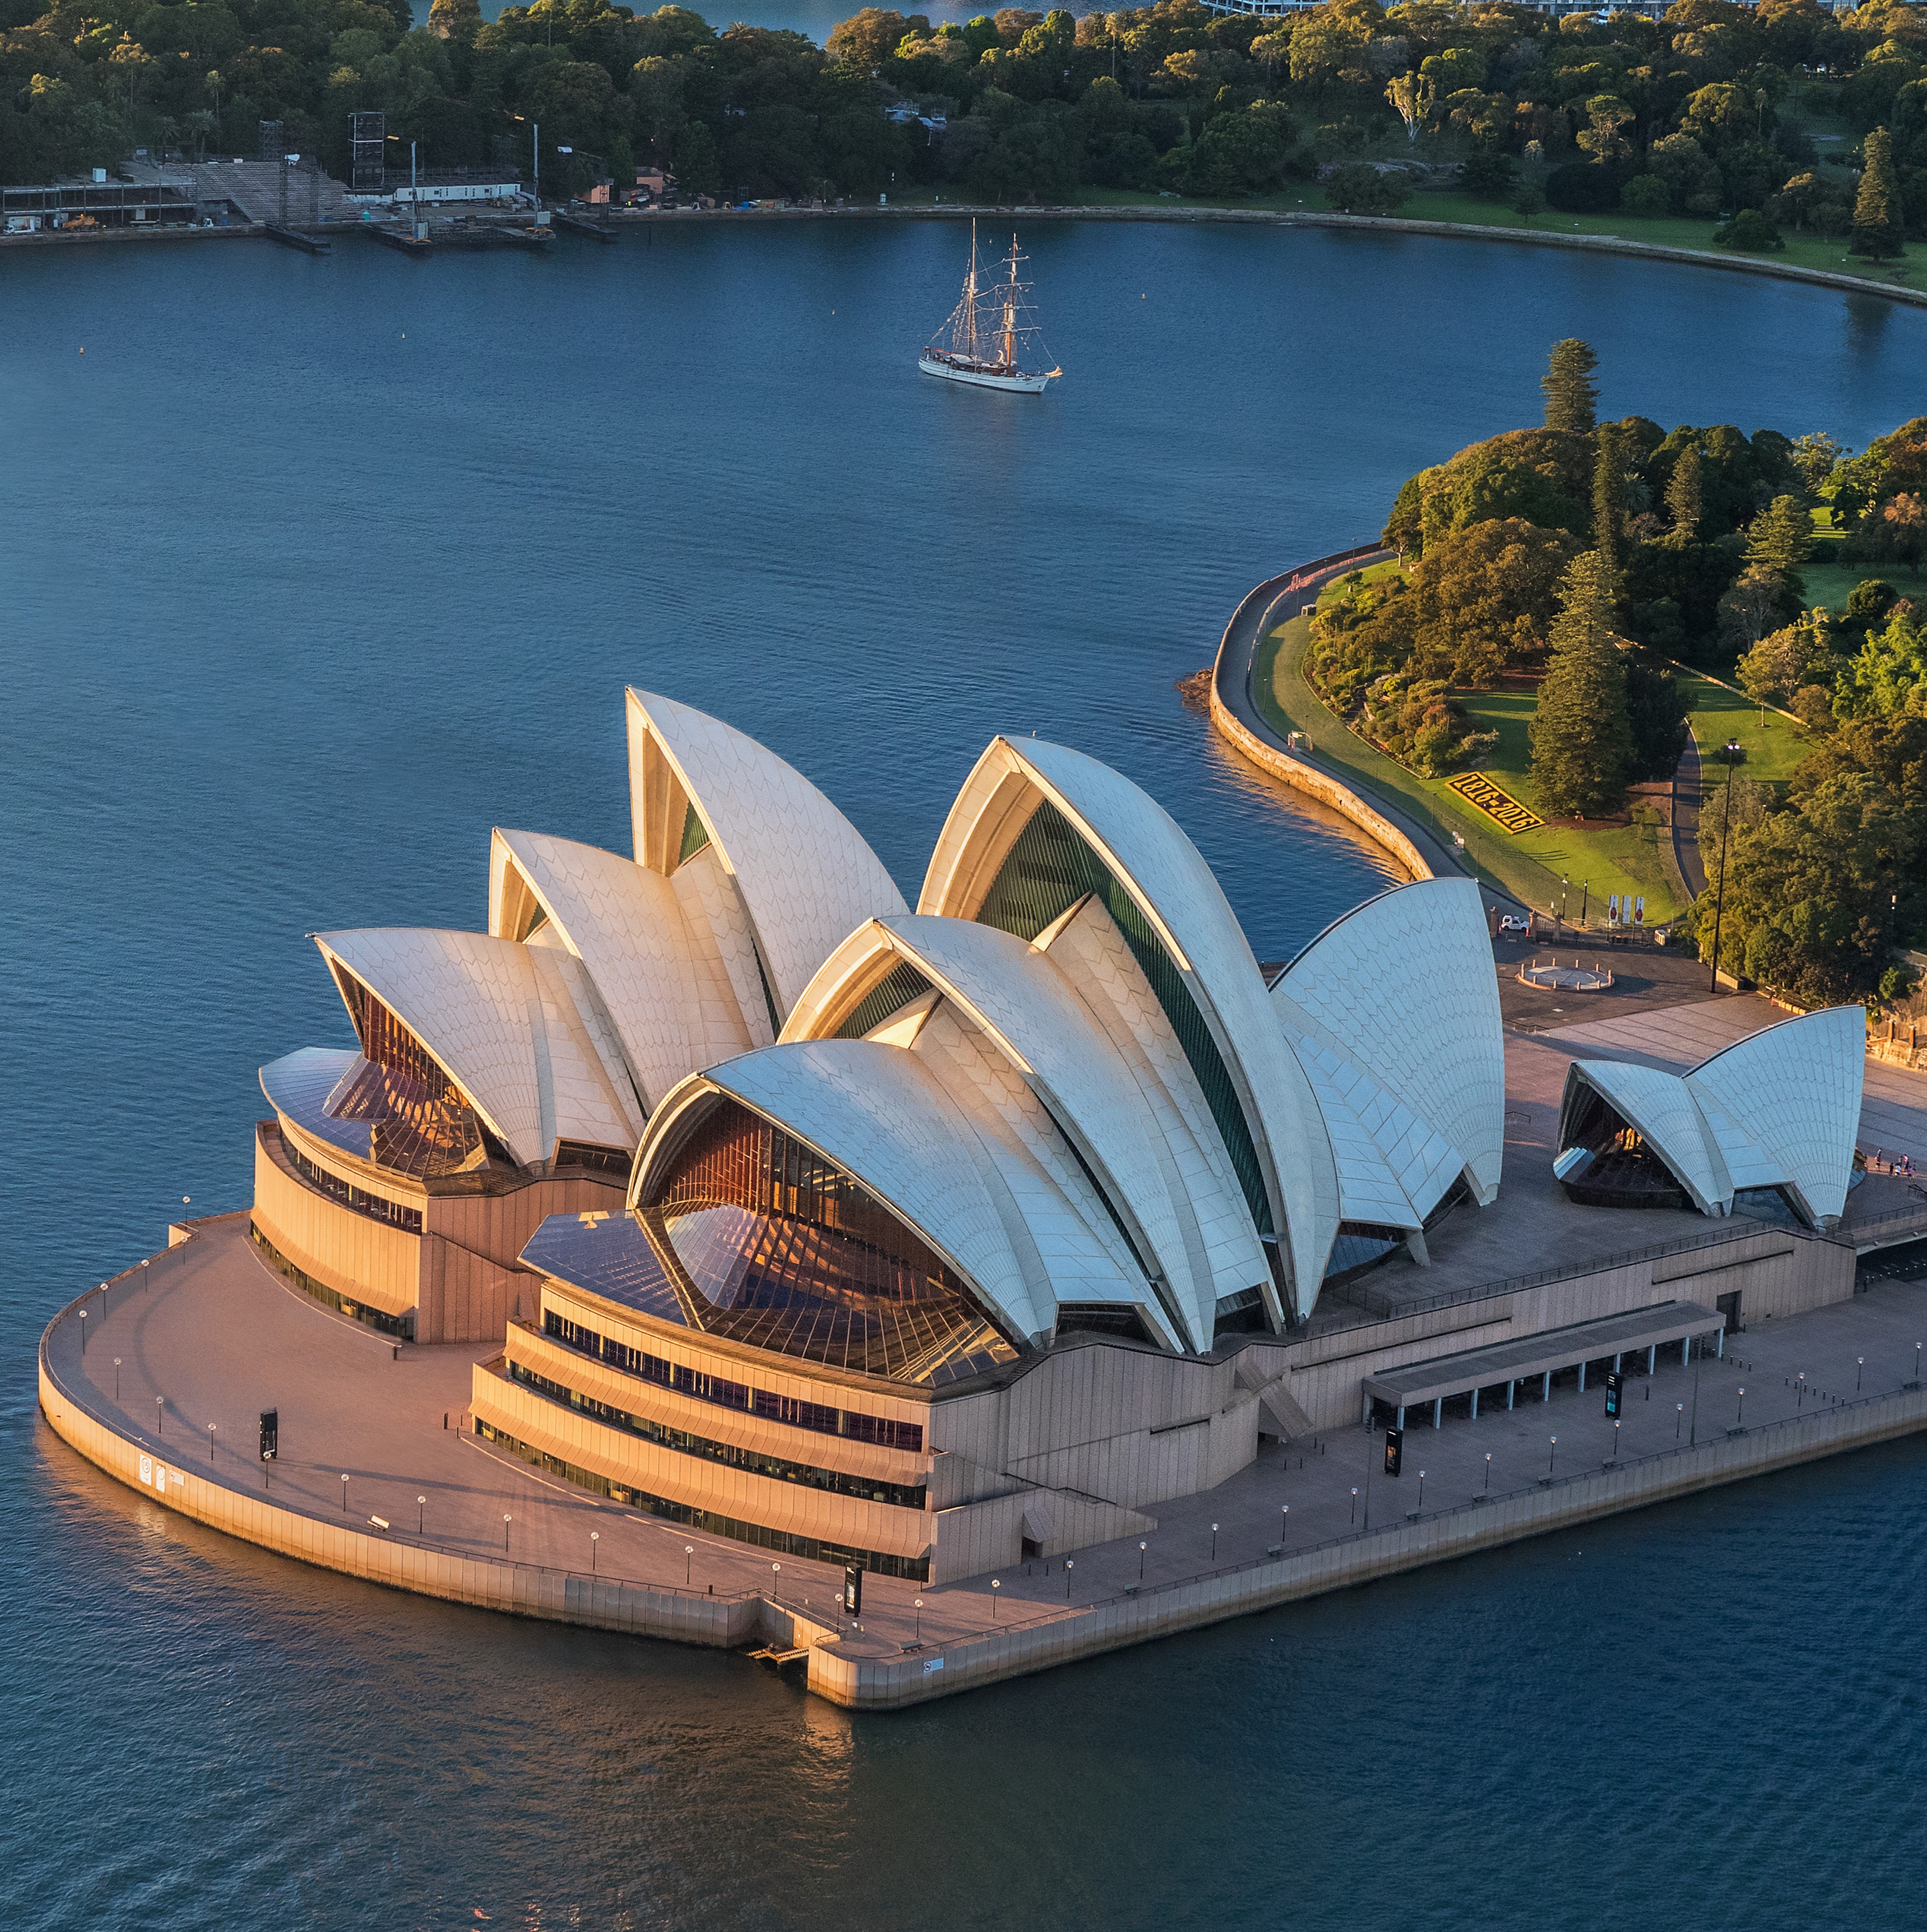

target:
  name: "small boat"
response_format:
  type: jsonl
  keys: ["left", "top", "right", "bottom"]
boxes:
{"left": 920, "top": 221, "right": 1061, "bottom": 394}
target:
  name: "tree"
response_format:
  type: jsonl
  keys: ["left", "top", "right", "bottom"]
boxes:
{"left": 428, "top": 0, "right": 481, "bottom": 42}
{"left": 1542, "top": 338, "right": 1598, "bottom": 437}
{"left": 1714, "top": 207, "right": 1784, "bottom": 250}
{"left": 1853, "top": 125, "right": 1903, "bottom": 258}
{"left": 1738, "top": 610, "right": 1833, "bottom": 711}
{"left": 1406, "top": 517, "right": 1580, "bottom": 684}
{"left": 1575, "top": 93, "right": 1635, "bottom": 166}
{"left": 1513, "top": 178, "right": 1545, "bottom": 227}
{"left": 1625, "top": 657, "right": 1691, "bottom": 783}
{"left": 1664, "top": 443, "right": 1703, "bottom": 546}
{"left": 1744, "top": 492, "right": 1814, "bottom": 597}
{"left": 1384, "top": 69, "right": 1433, "bottom": 143}
{"left": 1592, "top": 422, "right": 1624, "bottom": 582}
{"left": 1325, "top": 161, "right": 1409, "bottom": 215}
{"left": 1718, "top": 564, "right": 1789, "bottom": 653}
{"left": 1528, "top": 551, "right": 1632, "bottom": 819}
{"left": 1790, "top": 431, "right": 1846, "bottom": 496}
{"left": 825, "top": 8, "right": 912, "bottom": 75}
{"left": 1881, "top": 493, "right": 1927, "bottom": 576}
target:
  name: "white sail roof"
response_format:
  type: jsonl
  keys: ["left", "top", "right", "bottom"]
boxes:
{"left": 626, "top": 690, "right": 906, "bottom": 1022}
{"left": 1562, "top": 1006, "right": 1865, "bottom": 1226}
{"left": 919, "top": 734, "right": 1339, "bottom": 1321}
{"left": 315, "top": 928, "right": 634, "bottom": 1166}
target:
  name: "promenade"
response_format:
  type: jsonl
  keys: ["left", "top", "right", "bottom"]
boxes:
{"left": 39, "top": 1205, "right": 1927, "bottom": 1707}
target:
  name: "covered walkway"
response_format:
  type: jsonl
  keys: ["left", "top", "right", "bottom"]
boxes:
{"left": 1362, "top": 1299, "right": 1729, "bottom": 1428}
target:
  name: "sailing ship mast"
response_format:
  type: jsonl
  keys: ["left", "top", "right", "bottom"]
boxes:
{"left": 919, "top": 221, "right": 1061, "bottom": 394}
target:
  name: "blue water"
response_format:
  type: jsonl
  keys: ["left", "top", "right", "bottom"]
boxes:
{"left": 4, "top": 222, "right": 1925, "bottom": 1931}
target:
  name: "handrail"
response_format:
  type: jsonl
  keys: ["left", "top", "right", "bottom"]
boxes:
{"left": 902, "top": 1369, "right": 1927, "bottom": 1659}
{"left": 37, "top": 1279, "right": 757, "bottom": 1608}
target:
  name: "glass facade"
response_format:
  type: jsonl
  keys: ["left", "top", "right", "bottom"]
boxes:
{"left": 476, "top": 1419, "right": 930, "bottom": 1581}
{"left": 509, "top": 1360, "right": 928, "bottom": 1506}
{"left": 972, "top": 800, "right": 1274, "bottom": 1240}
{"left": 542, "top": 1305, "right": 926, "bottom": 1450}
{"left": 328, "top": 973, "right": 508, "bottom": 1178}
{"left": 678, "top": 799, "right": 711, "bottom": 866}
{"left": 283, "top": 1135, "right": 423, "bottom": 1234}
{"left": 835, "top": 961, "right": 931, "bottom": 1040}
{"left": 642, "top": 1099, "right": 1019, "bottom": 1384}
{"left": 250, "top": 1223, "right": 415, "bottom": 1340}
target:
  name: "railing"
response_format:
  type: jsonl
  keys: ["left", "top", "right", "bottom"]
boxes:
{"left": 1316, "top": 1217, "right": 1825, "bottom": 1333}
{"left": 38, "top": 1269, "right": 758, "bottom": 1609}
{"left": 897, "top": 1367, "right": 1927, "bottom": 1662}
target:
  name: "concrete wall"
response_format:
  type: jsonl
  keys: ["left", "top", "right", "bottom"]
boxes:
{"left": 1280, "top": 1222, "right": 1857, "bottom": 1433}
{"left": 807, "top": 1377, "right": 1927, "bottom": 1710}
{"left": 36, "top": 1298, "right": 759, "bottom": 1651}
{"left": 253, "top": 1118, "right": 623, "bottom": 1343}
{"left": 253, "top": 1122, "right": 422, "bottom": 1321}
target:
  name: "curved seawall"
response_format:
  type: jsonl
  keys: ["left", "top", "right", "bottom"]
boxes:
{"left": 1208, "top": 545, "right": 1451, "bottom": 887}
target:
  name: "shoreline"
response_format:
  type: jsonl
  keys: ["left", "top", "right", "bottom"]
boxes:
{"left": 6, "top": 200, "right": 1924, "bottom": 312}
{"left": 39, "top": 1209, "right": 1927, "bottom": 1709}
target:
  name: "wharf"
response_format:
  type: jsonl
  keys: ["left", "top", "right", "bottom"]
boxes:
{"left": 36, "top": 1209, "right": 1927, "bottom": 1709}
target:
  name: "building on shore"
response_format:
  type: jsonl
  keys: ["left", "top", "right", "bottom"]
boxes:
{"left": 250, "top": 693, "right": 1871, "bottom": 1587}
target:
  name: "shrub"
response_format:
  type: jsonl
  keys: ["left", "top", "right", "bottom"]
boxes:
{"left": 1546, "top": 160, "right": 1622, "bottom": 213}
{"left": 1459, "top": 148, "right": 1515, "bottom": 199}
{"left": 1714, "top": 207, "right": 1784, "bottom": 250}
{"left": 1324, "top": 162, "right": 1409, "bottom": 216}
{"left": 1619, "top": 174, "right": 1669, "bottom": 217}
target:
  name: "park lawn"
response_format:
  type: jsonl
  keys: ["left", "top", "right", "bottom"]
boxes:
{"left": 1256, "top": 614, "right": 1686, "bottom": 921}
{"left": 1681, "top": 675, "right": 1810, "bottom": 787}
{"left": 1450, "top": 691, "right": 1683, "bottom": 922}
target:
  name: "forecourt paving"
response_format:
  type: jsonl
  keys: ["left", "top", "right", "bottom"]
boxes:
{"left": 38, "top": 1207, "right": 1927, "bottom": 1705}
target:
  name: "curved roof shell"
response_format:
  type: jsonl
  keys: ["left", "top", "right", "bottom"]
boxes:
{"left": 918, "top": 734, "right": 1338, "bottom": 1320}
{"left": 1271, "top": 878, "right": 1506, "bottom": 1210}
{"left": 625, "top": 689, "right": 906, "bottom": 1023}
{"left": 315, "top": 928, "right": 636, "bottom": 1167}
{"left": 1560, "top": 1006, "right": 1864, "bottom": 1225}
{"left": 782, "top": 910, "right": 1273, "bottom": 1348}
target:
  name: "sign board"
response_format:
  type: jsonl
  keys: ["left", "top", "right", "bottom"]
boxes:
{"left": 842, "top": 1563, "right": 863, "bottom": 1618}
{"left": 1608, "top": 893, "right": 1621, "bottom": 925}
{"left": 1446, "top": 771, "right": 1544, "bottom": 834}
{"left": 1633, "top": 895, "right": 1645, "bottom": 926}
{"left": 1384, "top": 1426, "right": 1404, "bottom": 1477}
{"left": 259, "top": 1408, "right": 278, "bottom": 1462}
{"left": 1604, "top": 1371, "right": 1622, "bottom": 1418}
{"left": 923, "top": 1655, "right": 945, "bottom": 1675}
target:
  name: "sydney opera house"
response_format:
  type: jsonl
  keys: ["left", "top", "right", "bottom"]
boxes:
{"left": 251, "top": 692, "right": 1866, "bottom": 1586}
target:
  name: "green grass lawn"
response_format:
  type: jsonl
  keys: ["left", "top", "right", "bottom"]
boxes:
{"left": 1256, "top": 611, "right": 1687, "bottom": 922}
{"left": 1682, "top": 675, "right": 1811, "bottom": 788}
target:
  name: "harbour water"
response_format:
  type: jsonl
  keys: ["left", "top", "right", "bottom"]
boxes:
{"left": 4, "top": 222, "right": 1926, "bottom": 1930}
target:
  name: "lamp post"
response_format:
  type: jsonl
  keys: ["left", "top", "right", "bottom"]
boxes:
{"left": 417, "top": 1494, "right": 426, "bottom": 1535}
{"left": 1210, "top": 1521, "right": 1219, "bottom": 1563}
{"left": 511, "top": 114, "right": 543, "bottom": 224}
{"left": 1737, "top": 1387, "right": 1746, "bottom": 1428}
{"left": 590, "top": 1531, "right": 599, "bottom": 1575}
{"left": 156, "top": 1395, "right": 164, "bottom": 1438}
{"left": 914, "top": 1596, "right": 924, "bottom": 1641}
{"left": 1612, "top": 1420, "right": 1620, "bottom": 1462}
{"left": 1858, "top": 1357, "right": 1865, "bottom": 1394}
{"left": 1676, "top": 1401, "right": 1684, "bottom": 1442}
{"left": 207, "top": 1422, "right": 216, "bottom": 1464}
{"left": 1484, "top": 1451, "right": 1492, "bottom": 1491}
{"left": 78, "top": 1308, "right": 86, "bottom": 1354}
{"left": 341, "top": 1473, "right": 350, "bottom": 1512}
{"left": 991, "top": 1577, "right": 1001, "bottom": 1619}
{"left": 1548, "top": 1435, "right": 1558, "bottom": 1477}
{"left": 1797, "top": 1372, "right": 1806, "bottom": 1409}
{"left": 1707, "top": 739, "right": 1743, "bottom": 992}
{"left": 114, "top": 1357, "right": 122, "bottom": 1400}
{"left": 1138, "top": 1539, "right": 1147, "bottom": 1580}
{"left": 1064, "top": 1558, "right": 1074, "bottom": 1599}
{"left": 685, "top": 1544, "right": 694, "bottom": 1586}
{"left": 1418, "top": 1469, "right": 1426, "bottom": 1510}
{"left": 141, "top": 1257, "right": 149, "bottom": 1290}
{"left": 1580, "top": 880, "right": 1589, "bottom": 925}
{"left": 1350, "top": 1486, "right": 1358, "bottom": 1525}
{"left": 504, "top": 1513, "right": 512, "bottom": 1552}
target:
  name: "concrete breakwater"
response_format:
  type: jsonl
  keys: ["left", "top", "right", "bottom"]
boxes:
{"left": 37, "top": 1241, "right": 1927, "bottom": 1708}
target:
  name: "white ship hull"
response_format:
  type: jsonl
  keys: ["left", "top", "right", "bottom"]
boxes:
{"left": 919, "top": 352, "right": 1055, "bottom": 394}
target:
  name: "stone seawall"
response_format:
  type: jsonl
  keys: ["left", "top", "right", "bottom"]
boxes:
{"left": 36, "top": 1283, "right": 762, "bottom": 1652}
{"left": 806, "top": 1382, "right": 1927, "bottom": 1709}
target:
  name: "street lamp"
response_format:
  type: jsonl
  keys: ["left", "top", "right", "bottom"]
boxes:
{"left": 1418, "top": 1468, "right": 1427, "bottom": 1510}
{"left": 417, "top": 1495, "right": 426, "bottom": 1535}
{"left": 114, "top": 1357, "right": 122, "bottom": 1400}
{"left": 1064, "top": 1558, "right": 1074, "bottom": 1599}
{"left": 78, "top": 1308, "right": 86, "bottom": 1354}
{"left": 504, "top": 1512, "right": 512, "bottom": 1551}
{"left": 1676, "top": 1401, "right": 1684, "bottom": 1442}
{"left": 1858, "top": 1357, "right": 1865, "bottom": 1393}
{"left": 684, "top": 1544, "right": 694, "bottom": 1585}
{"left": 914, "top": 1596, "right": 924, "bottom": 1641}
{"left": 1548, "top": 1435, "right": 1558, "bottom": 1476}
{"left": 1737, "top": 1387, "right": 1746, "bottom": 1427}
{"left": 1483, "top": 1451, "right": 1492, "bottom": 1491}
{"left": 1350, "top": 1486, "right": 1358, "bottom": 1525}
{"left": 207, "top": 1422, "right": 216, "bottom": 1463}
{"left": 1210, "top": 1521, "right": 1218, "bottom": 1562}
{"left": 1138, "top": 1539, "right": 1147, "bottom": 1580}
{"left": 341, "top": 1473, "right": 350, "bottom": 1511}
{"left": 1707, "top": 740, "right": 1743, "bottom": 992}
{"left": 1612, "top": 1420, "right": 1621, "bottom": 1461}
{"left": 156, "top": 1395, "right": 164, "bottom": 1437}
{"left": 590, "top": 1531, "right": 599, "bottom": 1574}
{"left": 991, "top": 1577, "right": 1001, "bottom": 1618}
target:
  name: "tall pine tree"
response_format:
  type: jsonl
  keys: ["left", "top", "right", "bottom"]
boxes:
{"left": 1542, "top": 338, "right": 1599, "bottom": 435}
{"left": 1592, "top": 423, "right": 1624, "bottom": 582}
{"left": 1528, "top": 551, "right": 1632, "bottom": 819}
{"left": 1663, "top": 443, "right": 1703, "bottom": 546}
{"left": 1853, "top": 127, "right": 1902, "bottom": 259}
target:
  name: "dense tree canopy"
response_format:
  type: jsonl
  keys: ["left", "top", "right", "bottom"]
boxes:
{"left": 6, "top": 0, "right": 1926, "bottom": 226}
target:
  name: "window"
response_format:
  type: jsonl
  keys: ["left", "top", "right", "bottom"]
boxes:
{"left": 283, "top": 1136, "right": 423, "bottom": 1233}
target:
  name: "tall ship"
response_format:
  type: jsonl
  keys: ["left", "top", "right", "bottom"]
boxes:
{"left": 919, "top": 222, "right": 1062, "bottom": 394}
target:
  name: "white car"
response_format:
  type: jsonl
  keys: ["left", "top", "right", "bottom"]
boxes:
{"left": 1498, "top": 915, "right": 1531, "bottom": 935}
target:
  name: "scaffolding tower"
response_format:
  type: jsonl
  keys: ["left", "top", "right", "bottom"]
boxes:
{"left": 257, "top": 119, "right": 283, "bottom": 163}
{"left": 351, "top": 111, "right": 386, "bottom": 193}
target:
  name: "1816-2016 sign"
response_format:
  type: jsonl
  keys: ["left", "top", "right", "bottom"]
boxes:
{"left": 1446, "top": 772, "right": 1544, "bottom": 834}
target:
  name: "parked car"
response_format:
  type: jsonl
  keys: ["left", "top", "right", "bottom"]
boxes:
{"left": 1498, "top": 914, "right": 1531, "bottom": 935}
